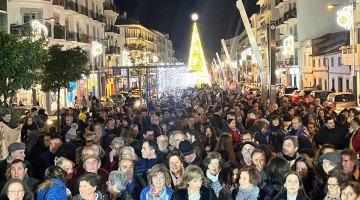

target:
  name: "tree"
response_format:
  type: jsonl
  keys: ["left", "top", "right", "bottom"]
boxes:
{"left": 0, "top": 31, "right": 48, "bottom": 106}
{"left": 40, "top": 44, "right": 89, "bottom": 128}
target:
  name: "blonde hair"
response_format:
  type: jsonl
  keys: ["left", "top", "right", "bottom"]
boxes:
{"left": 179, "top": 165, "right": 208, "bottom": 188}
{"left": 147, "top": 164, "right": 172, "bottom": 187}
{"left": 84, "top": 131, "right": 99, "bottom": 143}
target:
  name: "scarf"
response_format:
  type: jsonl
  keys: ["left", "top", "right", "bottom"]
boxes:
{"left": 206, "top": 169, "right": 219, "bottom": 183}
{"left": 170, "top": 168, "right": 184, "bottom": 188}
{"left": 147, "top": 186, "right": 167, "bottom": 200}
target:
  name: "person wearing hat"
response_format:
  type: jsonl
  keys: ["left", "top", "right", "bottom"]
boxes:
{"left": 179, "top": 140, "right": 203, "bottom": 168}
{"left": 319, "top": 152, "right": 342, "bottom": 174}
{"left": 0, "top": 142, "right": 31, "bottom": 182}
{"left": 70, "top": 155, "right": 109, "bottom": 195}
{"left": 238, "top": 142, "right": 257, "bottom": 167}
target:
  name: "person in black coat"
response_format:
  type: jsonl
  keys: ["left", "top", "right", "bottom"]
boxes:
{"left": 171, "top": 165, "right": 217, "bottom": 200}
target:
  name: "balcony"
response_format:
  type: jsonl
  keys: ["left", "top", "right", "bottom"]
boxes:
{"left": 103, "top": 2, "right": 118, "bottom": 13}
{"left": 276, "top": 17, "right": 285, "bottom": 27}
{"left": 53, "top": 0, "right": 65, "bottom": 7}
{"left": 106, "top": 46, "right": 120, "bottom": 55}
{"left": 78, "top": 5, "right": 88, "bottom": 16}
{"left": 53, "top": 24, "right": 65, "bottom": 39}
{"left": 275, "top": 0, "right": 284, "bottom": 9}
{"left": 10, "top": 24, "right": 32, "bottom": 37}
{"left": 105, "top": 25, "right": 119, "bottom": 34}
{"left": 276, "top": 39, "right": 283, "bottom": 47}
{"left": 77, "top": 33, "right": 91, "bottom": 43}
{"left": 66, "top": 31, "right": 77, "bottom": 41}
{"left": 92, "top": 13, "right": 106, "bottom": 23}
{"left": 64, "top": 0, "right": 78, "bottom": 12}
{"left": 283, "top": 8, "right": 297, "bottom": 23}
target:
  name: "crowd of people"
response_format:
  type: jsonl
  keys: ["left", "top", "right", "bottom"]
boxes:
{"left": 0, "top": 86, "right": 360, "bottom": 200}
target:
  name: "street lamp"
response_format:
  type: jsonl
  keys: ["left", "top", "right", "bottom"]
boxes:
{"left": 328, "top": 3, "right": 356, "bottom": 96}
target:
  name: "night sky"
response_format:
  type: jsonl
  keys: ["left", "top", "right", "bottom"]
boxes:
{"left": 115, "top": 0, "right": 258, "bottom": 62}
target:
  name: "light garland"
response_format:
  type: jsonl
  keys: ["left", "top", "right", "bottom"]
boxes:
{"left": 156, "top": 66, "right": 196, "bottom": 94}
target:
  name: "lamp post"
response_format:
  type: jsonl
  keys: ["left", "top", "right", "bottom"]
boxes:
{"left": 328, "top": 3, "right": 357, "bottom": 97}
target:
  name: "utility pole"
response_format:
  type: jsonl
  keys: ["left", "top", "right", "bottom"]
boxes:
{"left": 236, "top": 0, "right": 268, "bottom": 105}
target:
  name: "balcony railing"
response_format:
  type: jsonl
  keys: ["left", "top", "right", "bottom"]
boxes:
{"left": 103, "top": 2, "right": 118, "bottom": 12}
{"left": 66, "top": 31, "right": 77, "bottom": 41}
{"left": 105, "top": 25, "right": 119, "bottom": 34}
{"left": 106, "top": 46, "right": 120, "bottom": 54}
{"left": 78, "top": 5, "right": 88, "bottom": 16}
{"left": 10, "top": 24, "right": 31, "bottom": 36}
{"left": 92, "top": 13, "right": 106, "bottom": 23}
{"left": 53, "top": 0, "right": 65, "bottom": 7}
{"left": 284, "top": 8, "right": 297, "bottom": 22}
{"left": 54, "top": 24, "right": 65, "bottom": 39}
{"left": 64, "top": 0, "right": 78, "bottom": 12}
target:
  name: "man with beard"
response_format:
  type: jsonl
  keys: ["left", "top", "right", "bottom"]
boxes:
{"left": 314, "top": 116, "right": 347, "bottom": 149}
{"left": 278, "top": 136, "right": 301, "bottom": 166}
{"left": 157, "top": 135, "right": 169, "bottom": 155}
{"left": 239, "top": 142, "right": 256, "bottom": 167}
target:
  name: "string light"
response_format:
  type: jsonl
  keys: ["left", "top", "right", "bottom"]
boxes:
{"left": 156, "top": 66, "right": 196, "bottom": 93}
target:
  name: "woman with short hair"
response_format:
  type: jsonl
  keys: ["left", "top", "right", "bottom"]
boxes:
{"left": 231, "top": 166, "right": 262, "bottom": 200}
{"left": 167, "top": 151, "right": 185, "bottom": 189}
{"left": 171, "top": 165, "right": 217, "bottom": 200}
{"left": 72, "top": 172, "right": 104, "bottom": 200}
{"left": 0, "top": 178, "right": 33, "bottom": 200}
{"left": 140, "top": 164, "right": 174, "bottom": 200}
{"left": 107, "top": 171, "right": 128, "bottom": 200}
{"left": 340, "top": 181, "right": 360, "bottom": 200}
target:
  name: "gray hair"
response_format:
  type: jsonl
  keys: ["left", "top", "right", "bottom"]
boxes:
{"left": 120, "top": 146, "right": 137, "bottom": 160}
{"left": 54, "top": 157, "right": 74, "bottom": 168}
{"left": 283, "top": 136, "right": 299, "bottom": 148}
{"left": 108, "top": 170, "right": 128, "bottom": 192}
{"left": 111, "top": 137, "right": 126, "bottom": 148}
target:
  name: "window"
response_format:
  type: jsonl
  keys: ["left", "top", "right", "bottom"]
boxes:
{"left": 323, "top": 58, "right": 326, "bottom": 66}
{"left": 318, "top": 59, "right": 321, "bottom": 67}
{"left": 338, "top": 57, "right": 341, "bottom": 66}
{"left": 312, "top": 59, "right": 315, "bottom": 67}
{"left": 23, "top": 12, "right": 41, "bottom": 23}
{"left": 331, "top": 57, "right": 334, "bottom": 67}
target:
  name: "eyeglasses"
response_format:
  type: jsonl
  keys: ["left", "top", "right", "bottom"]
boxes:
{"left": 8, "top": 190, "right": 24, "bottom": 196}
{"left": 327, "top": 183, "right": 339, "bottom": 188}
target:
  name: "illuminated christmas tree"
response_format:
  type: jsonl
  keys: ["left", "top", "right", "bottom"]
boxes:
{"left": 188, "top": 14, "right": 211, "bottom": 86}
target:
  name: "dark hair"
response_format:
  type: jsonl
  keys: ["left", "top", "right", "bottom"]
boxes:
{"left": 292, "top": 156, "right": 317, "bottom": 180}
{"left": 214, "top": 134, "right": 236, "bottom": 162}
{"left": 78, "top": 172, "right": 101, "bottom": 189}
{"left": 201, "top": 122, "right": 217, "bottom": 146}
{"left": 324, "top": 116, "right": 334, "bottom": 124}
{"left": 214, "top": 105, "right": 222, "bottom": 113}
{"left": 0, "top": 178, "right": 33, "bottom": 200}
{"left": 10, "top": 159, "right": 26, "bottom": 168}
{"left": 166, "top": 150, "right": 184, "bottom": 165}
{"left": 239, "top": 166, "right": 262, "bottom": 187}
{"left": 336, "top": 113, "right": 346, "bottom": 124}
{"left": 341, "top": 181, "right": 360, "bottom": 196}
{"left": 146, "top": 140, "right": 159, "bottom": 152}
{"left": 274, "top": 171, "right": 310, "bottom": 200}
{"left": 50, "top": 135, "right": 62, "bottom": 141}
{"left": 340, "top": 149, "right": 358, "bottom": 163}
{"left": 352, "top": 117, "right": 360, "bottom": 126}
{"left": 327, "top": 169, "right": 348, "bottom": 186}
{"left": 267, "top": 156, "right": 291, "bottom": 184}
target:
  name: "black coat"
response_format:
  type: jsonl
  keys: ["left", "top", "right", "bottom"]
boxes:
{"left": 171, "top": 185, "right": 217, "bottom": 200}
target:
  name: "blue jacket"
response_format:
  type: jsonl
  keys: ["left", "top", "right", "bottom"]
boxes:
{"left": 36, "top": 178, "right": 68, "bottom": 200}
{"left": 140, "top": 186, "right": 173, "bottom": 200}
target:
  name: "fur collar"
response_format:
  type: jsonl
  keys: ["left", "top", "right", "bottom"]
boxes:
{"left": 176, "top": 186, "right": 212, "bottom": 200}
